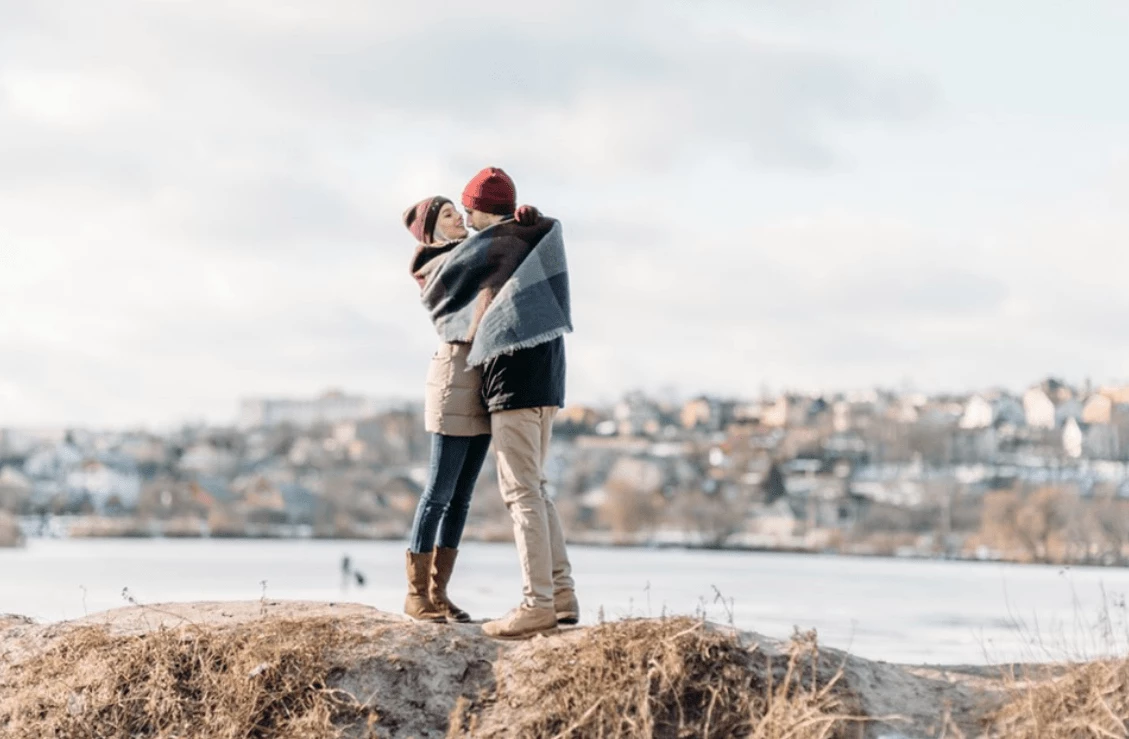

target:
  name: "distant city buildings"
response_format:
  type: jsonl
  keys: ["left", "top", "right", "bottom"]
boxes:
{"left": 4, "top": 376, "right": 1129, "bottom": 563}
{"left": 238, "top": 389, "right": 386, "bottom": 428}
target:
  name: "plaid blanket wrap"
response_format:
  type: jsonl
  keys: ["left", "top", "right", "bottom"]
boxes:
{"left": 414, "top": 217, "right": 572, "bottom": 368}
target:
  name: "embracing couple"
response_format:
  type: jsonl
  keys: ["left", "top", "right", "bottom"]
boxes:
{"left": 400, "top": 167, "right": 577, "bottom": 640}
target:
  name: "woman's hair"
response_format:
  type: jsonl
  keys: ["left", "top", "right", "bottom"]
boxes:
{"left": 432, "top": 217, "right": 453, "bottom": 244}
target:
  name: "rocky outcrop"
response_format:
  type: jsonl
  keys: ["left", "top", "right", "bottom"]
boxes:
{"left": 0, "top": 601, "right": 1011, "bottom": 738}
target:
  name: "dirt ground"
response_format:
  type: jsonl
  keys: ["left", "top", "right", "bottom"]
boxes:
{"left": 0, "top": 600, "right": 1018, "bottom": 738}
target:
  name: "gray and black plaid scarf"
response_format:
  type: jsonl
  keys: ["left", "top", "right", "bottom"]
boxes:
{"left": 412, "top": 217, "right": 573, "bottom": 367}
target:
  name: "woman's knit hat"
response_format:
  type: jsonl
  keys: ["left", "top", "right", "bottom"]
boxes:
{"left": 402, "top": 196, "right": 452, "bottom": 244}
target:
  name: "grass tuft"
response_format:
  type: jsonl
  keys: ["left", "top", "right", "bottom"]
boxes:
{"left": 0, "top": 617, "right": 375, "bottom": 739}
{"left": 986, "top": 658, "right": 1129, "bottom": 738}
{"left": 454, "top": 617, "right": 864, "bottom": 739}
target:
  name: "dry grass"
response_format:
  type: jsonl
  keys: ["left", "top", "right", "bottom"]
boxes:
{"left": 1, "top": 609, "right": 873, "bottom": 738}
{"left": 453, "top": 617, "right": 865, "bottom": 739}
{"left": 11, "top": 599, "right": 1129, "bottom": 738}
{"left": 0, "top": 617, "right": 378, "bottom": 739}
{"left": 986, "top": 658, "right": 1129, "bottom": 738}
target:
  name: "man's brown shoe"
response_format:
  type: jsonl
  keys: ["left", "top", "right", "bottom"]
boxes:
{"left": 481, "top": 605, "right": 558, "bottom": 640}
{"left": 554, "top": 588, "right": 579, "bottom": 625}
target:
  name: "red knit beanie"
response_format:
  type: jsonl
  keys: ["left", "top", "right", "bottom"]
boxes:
{"left": 402, "top": 196, "right": 451, "bottom": 244}
{"left": 462, "top": 167, "right": 516, "bottom": 215}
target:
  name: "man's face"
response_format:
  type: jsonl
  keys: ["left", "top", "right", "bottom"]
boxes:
{"left": 464, "top": 207, "right": 491, "bottom": 232}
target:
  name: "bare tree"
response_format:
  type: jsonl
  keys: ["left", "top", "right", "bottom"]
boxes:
{"left": 978, "top": 487, "right": 1075, "bottom": 563}
{"left": 1084, "top": 497, "right": 1129, "bottom": 565}
{"left": 666, "top": 489, "right": 741, "bottom": 548}
{"left": 599, "top": 479, "right": 661, "bottom": 540}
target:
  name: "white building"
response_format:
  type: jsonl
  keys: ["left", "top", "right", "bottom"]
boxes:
{"left": 605, "top": 457, "right": 666, "bottom": 495}
{"left": 66, "top": 461, "right": 141, "bottom": 509}
{"left": 892, "top": 399, "right": 921, "bottom": 424}
{"left": 613, "top": 393, "right": 662, "bottom": 437}
{"left": 1063, "top": 418, "right": 1084, "bottom": 459}
{"left": 239, "top": 390, "right": 383, "bottom": 429}
{"left": 1023, "top": 388, "right": 1056, "bottom": 429}
{"left": 959, "top": 395, "right": 995, "bottom": 430}
{"left": 179, "top": 443, "right": 238, "bottom": 477}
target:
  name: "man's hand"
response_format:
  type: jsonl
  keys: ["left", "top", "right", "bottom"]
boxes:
{"left": 515, "top": 205, "right": 540, "bottom": 225}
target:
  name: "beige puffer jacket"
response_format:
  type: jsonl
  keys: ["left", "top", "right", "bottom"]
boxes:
{"left": 424, "top": 342, "right": 491, "bottom": 436}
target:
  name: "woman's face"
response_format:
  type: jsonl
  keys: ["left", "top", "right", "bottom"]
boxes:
{"left": 434, "top": 202, "right": 467, "bottom": 242}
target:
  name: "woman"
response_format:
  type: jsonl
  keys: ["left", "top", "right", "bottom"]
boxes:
{"left": 402, "top": 196, "right": 490, "bottom": 623}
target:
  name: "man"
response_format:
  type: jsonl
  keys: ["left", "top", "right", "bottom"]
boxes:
{"left": 459, "top": 166, "right": 579, "bottom": 639}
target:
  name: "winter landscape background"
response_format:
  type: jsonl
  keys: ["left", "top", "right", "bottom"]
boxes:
{"left": 4, "top": 2, "right": 1129, "bottom": 686}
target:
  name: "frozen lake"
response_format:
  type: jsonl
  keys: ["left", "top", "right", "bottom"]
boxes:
{"left": 4, "top": 538, "right": 1129, "bottom": 665}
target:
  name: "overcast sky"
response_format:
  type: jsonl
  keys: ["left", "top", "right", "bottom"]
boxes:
{"left": 2, "top": 0, "right": 1128, "bottom": 428}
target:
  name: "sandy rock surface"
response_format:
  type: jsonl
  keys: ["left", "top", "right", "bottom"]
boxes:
{"left": 0, "top": 600, "right": 1008, "bottom": 738}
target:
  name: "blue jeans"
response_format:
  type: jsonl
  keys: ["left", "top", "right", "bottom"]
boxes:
{"left": 408, "top": 434, "right": 491, "bottom": 553}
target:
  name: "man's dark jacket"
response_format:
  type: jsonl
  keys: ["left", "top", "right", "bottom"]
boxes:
{"left": 482, "top": 335, "right": 566, "bottom": 413}
{"left": 478, "top": 214, "right": 566, "bottom": 413}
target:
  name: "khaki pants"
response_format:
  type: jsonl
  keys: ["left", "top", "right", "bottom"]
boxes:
{"left": 492, "top": 406, "right": 575, "bottom": 609}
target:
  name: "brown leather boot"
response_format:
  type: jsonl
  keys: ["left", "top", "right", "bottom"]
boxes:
{"left": 429, "top": 547, "right": 471, "bottom": 623}
{"left": 404, "top": 550, "right": 445, "bottom": 622}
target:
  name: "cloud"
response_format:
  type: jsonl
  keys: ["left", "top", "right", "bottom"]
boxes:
{"left": 2, "top": 0, "right": 1126, "bottom": 427}
{"left": 562, "top": 198, "right": 1129, "bottom": 398}
{"left": 0, "top": 0, "right": 935, "bottom": 189}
